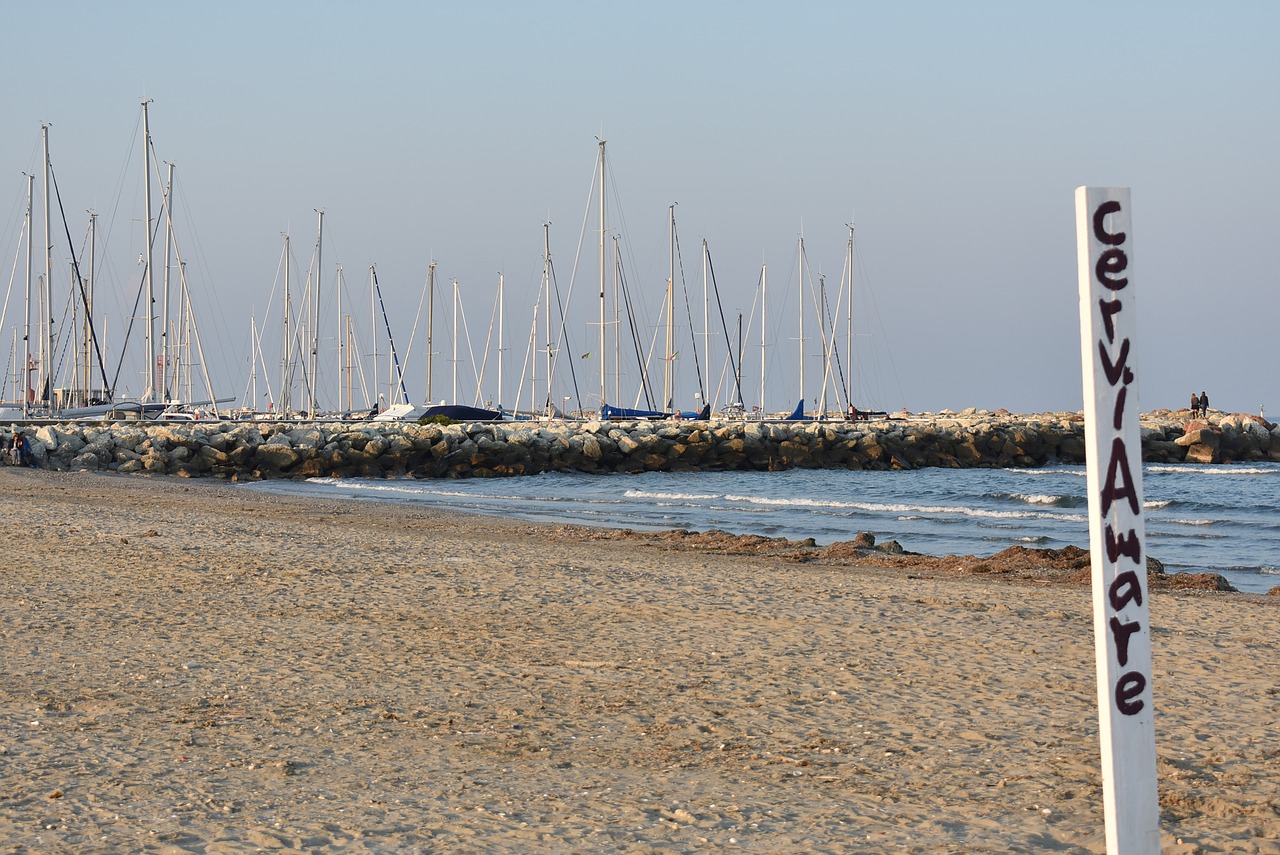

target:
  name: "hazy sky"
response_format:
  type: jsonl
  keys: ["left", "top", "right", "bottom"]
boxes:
{"left": 2, "top": 1, "right": 1276, "bottom": 416}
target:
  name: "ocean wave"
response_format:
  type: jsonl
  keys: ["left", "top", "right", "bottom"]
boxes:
{"left": 1207, "top": 564, "right": 1280, "bottom": 576}
{"left": 723, "top": 493, "right": 1086, "bottom": 523}
{"left": 305, "top": 478, "right": 574, "bottom": 505}
{"left": 1144, "top": 499, "right": 1173, "bottom": 509}
{"left": 624, "top": 489, "right": 721, "bottom": 501}
{"left": 1014, "top": 493, "right": 1063, "bottom": 505}
{"left": 307, "top": 478, "right": 468, "bottom": 498}
{"left": 1146, "top": 529, "right": 1226, "bottom": 541}
{"left": 979, "top": 534, "right": 1052, "bottom": 545}
{"left": 991, "top": 491, "right": 1086, "bottom": 508}
{"left": 1147, "top": 465, "right": 1279, "bottom": 476}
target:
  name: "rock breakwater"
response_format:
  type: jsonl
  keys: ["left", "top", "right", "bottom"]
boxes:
{"left": 7, "top": 409, "right": 1277, "bottom": 480}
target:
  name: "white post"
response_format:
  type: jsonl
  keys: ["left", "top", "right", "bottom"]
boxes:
{"left": 1075, "top": 186, "right": 1160, "bottom": 854}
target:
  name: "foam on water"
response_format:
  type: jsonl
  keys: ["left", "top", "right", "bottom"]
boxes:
{"left": 246, "top": 462, "right": 1280, "bottom": 594}
{"left": 1149, "top": 465, "right": 1277, "bottom": 476}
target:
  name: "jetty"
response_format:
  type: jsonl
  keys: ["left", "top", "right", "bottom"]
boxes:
{"left": 5, "top": 409, "right": 1276, "bottom": 481}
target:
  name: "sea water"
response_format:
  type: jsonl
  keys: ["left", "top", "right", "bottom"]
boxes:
{"left": 244, "top": 463, "right": 1280, "bottom": 594}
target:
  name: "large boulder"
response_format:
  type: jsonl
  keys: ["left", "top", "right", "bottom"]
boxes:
{"left": 1183, "top": 443, "right": 1217, "bottom": 464}
{"left": 254, "top": 442, "right": 302, "bottom": 472}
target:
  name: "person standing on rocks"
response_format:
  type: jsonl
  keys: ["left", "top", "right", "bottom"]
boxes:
{"left": 1199, "top": 391, "right": 1210, "bottom": 419}
{"left": 1191, "top": 392, "right": 1200, "bottom": 417}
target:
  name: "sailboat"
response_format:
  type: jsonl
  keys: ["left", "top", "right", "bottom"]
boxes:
{"left": 4, "top": 103, "right": 229, "bottom": 421}
{"left": 382, "top": 270, "right": 502, "bottom": 423}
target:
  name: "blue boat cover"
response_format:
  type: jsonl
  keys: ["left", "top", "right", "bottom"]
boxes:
{"left": 422, "top": 405, "right": 505, "bottom": 422}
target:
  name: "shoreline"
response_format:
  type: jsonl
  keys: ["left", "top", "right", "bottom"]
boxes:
{"left": 244, "top": 473, "right": 1279, "bottom": 598}
{"left": 2, "top": 468, "right": 1277, "bottom": 851}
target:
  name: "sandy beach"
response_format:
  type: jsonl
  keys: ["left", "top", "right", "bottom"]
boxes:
{"left": 1, "top": 468, "right": 1277, "bottom": 853}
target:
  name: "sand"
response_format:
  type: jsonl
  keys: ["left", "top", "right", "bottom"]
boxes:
{"left": 1, "top": 468, "right": 1277, "bottom": 854}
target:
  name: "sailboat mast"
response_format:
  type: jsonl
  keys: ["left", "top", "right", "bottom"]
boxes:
{"left": 702, "top": 238, "right": 709, "bottom": 397}
{"left": 597, "top": 138, "right": 606, "bottom": 408}
{"left": 666, "top": 204, "right": 675, "bottom": 411}
{"left": 452, "top": 278, "right": 459, "bottom": 405}
{"left": 542, "top": 223, "right": 552, "bottom": 415}
{"left": 344, "top": 312, "right": 354, "bottom": 412}
{"left": 335, "top": 257, "right": 345, "bottom": 409}
{"left": 332, "top": 267, "right": 343, "bottom": 414}
{"left": 370, "top": 265, "right": 378, "bottom": 411}
{"left": 281, "top": 234, "right": 292, "bottom": 415}
{"left": 846, "top": 222, "right": 854, "bottom": 406}
{"left": 736, "top": 312, "right": 744, "bottom": 405}
{"left": 248, "top": 315, "right": 257, "bottom": 410}
{"left": 41, "top": 125, "right": 52, "bottom": 408}
{"left": 797, "top": 236, "right": 805, "bottom": 411}
{"left": 336, "top": 263, "right": 344, "bottom": 412}
{"left": 22, "top": 172, "right": 32, "bottom": 417}
{"left": 818, "top": 274, "right": 828, "bottom": 418}
{"left": 141, "top": 101, "right": 157, "bottom": 402}
{"left": 426, "top": 260, "right": 436, "bottom": 403}
{"left": 310, "top": 209, "right": 323, "bottom": 416}
{"left": 612, "top": 234, "right": 620, "bottom": 402}
{"left": 497, "top": 271, "right": 504, "bottom": 408}
{"left": 760, "top": 263, "right": 767, "bottom": 413}
{"left": 85, "top": 211, "right": 97, "bottom": 402}
{"left": 161, "top": 162, "right": 175, "bottom": 401}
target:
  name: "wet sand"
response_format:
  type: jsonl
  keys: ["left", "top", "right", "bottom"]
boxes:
{"left": 1, "top": 468, "right": 1277, "bottom": 853}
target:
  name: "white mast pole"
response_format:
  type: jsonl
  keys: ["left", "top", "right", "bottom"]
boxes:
{"left": 597, "top": 139, "right": 606, "bottom": 409}
{"left": 760, "top": 263, "right": 767, "bottom": 413}
{"left": 22, "top": 172, "right": 32, "bottom": 417}
{"left": 86, "top": 211, "right": 97, "bottom": 402}
{"left": 846, "top": 222, "right": 854, "bottom": 407}
{"left": 161, "top": 162, "right": 175, "bottom": 401}
{"left": 797, "top": 236, "right": 805, "bottom": 412}
{"left": 281, "top": 234, "right": 292, "bottom": 415}
{"left": 452, "top": 278, "right": 459, "bottom": 405}
{"left": 250, "top": 315, "right": 258, "bottom": 412}
{"left": 612, "top": 234, "right": 620, "bottom": 402}
{"left": 666, "top": 204, "right": 675, "bottom": 411}
{"left": 335, "top": 261, "right": 345, "bottom": 414}
{"left": 344, "top": 313, "right": 354, "bottom": 412}
{"left": 702, "top": 237, "right": 709, "bottom": 399}
{"left": 543, "top": 223, "right": 552, "bottom": 415}
{"left": 335, "top": 272, "right": 344, "bottom": 413}
{"left": 41, "top": 125, "right": 53, "bottom": 408}
{"left": 141, "top": 101, "right": 157, "bottom": 402}
{"left": 819, "top": 274, "right": 828, "bottom": 418}
{"left": 497, "top": 271, "right": 504, "bottom": 408}
{"left": 370, "top": 265, "right": 378, "bottom": 412}
{"left": 426, "top": 261, "right": 436, "bottom": 403}
{"left": 311, "top": 209, "right": 323, "bottom": 416}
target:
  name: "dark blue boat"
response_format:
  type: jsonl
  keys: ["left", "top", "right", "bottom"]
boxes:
{"left": 600, "top": 405, "right": 671, "bottom": 421}
{"left": 421, "top": 404, "right": 505, "bottom": 422}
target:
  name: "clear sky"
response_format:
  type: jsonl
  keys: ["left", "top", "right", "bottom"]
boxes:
{"left": 2, "top": 1, "right": 1276, "bottom": 416}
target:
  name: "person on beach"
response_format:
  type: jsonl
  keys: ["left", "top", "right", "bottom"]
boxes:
{"left": 1199, "top": 391, "right": 1210, "bottom": 418}
{"left": 8, "top": 431, "right": 29, "bottom": 466}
